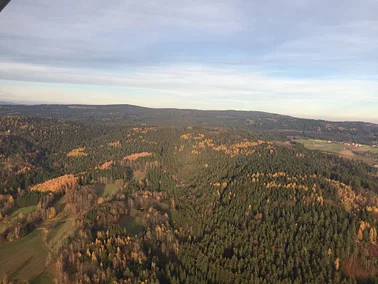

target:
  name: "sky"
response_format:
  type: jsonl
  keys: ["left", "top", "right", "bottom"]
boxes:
{"left": 0, "top": 0, "right": 378, "bottom": 122}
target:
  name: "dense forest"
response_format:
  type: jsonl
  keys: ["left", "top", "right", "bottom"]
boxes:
{"left": 1, "top": 104, "right": 378, "bottom": 144}
{"left": 0, "top": 106, "right": 378, "bottom": 283}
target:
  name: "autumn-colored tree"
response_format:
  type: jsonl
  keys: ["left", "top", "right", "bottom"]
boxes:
{"left": 48, "top": 207, "right": 56, "bottom": 219}
{"left": 369, "top": 227, "right": 377, "bottom": 244}
{"left": 334, "top": 258, "right": 340, "bottom": 270}
{"left": 358, "top": 228, "right": 363, "bottom": 241}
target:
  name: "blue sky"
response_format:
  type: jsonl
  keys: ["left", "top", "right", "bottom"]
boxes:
{"left": 0, "top": 0, "right": 378, "bottom": 122}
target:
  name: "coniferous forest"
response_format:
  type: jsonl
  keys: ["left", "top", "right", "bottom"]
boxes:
{"left": 0, "top": 105, "right": 378, "bottom": 283}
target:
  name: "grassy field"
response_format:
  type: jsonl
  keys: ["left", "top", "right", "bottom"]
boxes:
{"left": 0, "top": 230, "right": 49, "bottom": 282}
{"left": 47, "top": 218, "right": 74, "bottom": 251}
{"left": 10, "top": 205, "right": 37, "bottom": 219}
{"left": 119, "top": 214, "right": 145, "bottom": 235}
{"left": 53, "top": 196, "right": 66, "bottom": 214}
{"left": 133, "top": 170, "right": 146, "bottom": 181}
{"left": 30, "top": 270, "right": 54, "bottom": 284}
{"left": 360, "top": 145, "right": 378, "bottom": 154}
{"left": 296, "top": 139, "right": 345, "bottom": 153}
{"left": 296, "top": 139, "right": 378, "bottom": 165}
{"left": 94, "top": 183, "right": 120, "bottom": 197}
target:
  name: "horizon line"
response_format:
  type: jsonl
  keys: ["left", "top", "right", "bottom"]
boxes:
{"left": 1, "top": 101, "right": 377, "bottom": 125}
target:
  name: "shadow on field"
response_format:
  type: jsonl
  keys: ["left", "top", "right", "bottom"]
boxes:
{"left": 10, "top": 256, "right": 33, "bottom": 280}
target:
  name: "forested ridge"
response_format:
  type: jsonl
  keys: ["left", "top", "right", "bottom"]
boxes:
{"left": 0, "top": 111, "right": 378, "bottom": 283}
{"left": 1, "top": 104, "right": 378, "bottom": 144}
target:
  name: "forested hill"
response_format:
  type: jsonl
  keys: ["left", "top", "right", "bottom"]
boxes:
{"left": 1, "top": 113, "right": 378, "bottom": 282}
{"left": 1, "top": 104, "right": 377, "bottom": 144}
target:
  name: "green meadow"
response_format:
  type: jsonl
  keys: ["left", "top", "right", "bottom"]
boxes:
{"left": 0, "top": 230, "right": 50, "bottom": 282}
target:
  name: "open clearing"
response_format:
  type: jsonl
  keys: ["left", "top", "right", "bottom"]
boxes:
{"left": 296, "top": 139, "right": 344, "bottom": 153}
{"left": 47, "top": 218, "right": 74, "bottom": 251}
{"left": 10, "top": 205, "right": 37, "bottom": 219}
{"left": 119, "top": 214, "right": 145, "bottom": 235}
{"left": 0, "top": 230, "right": 49, "bottom": 282}
{"left": 94, "top": 183, "right": 120, "bottom": 197}
{"left": 296, "top": 139, "right": 378, "bottom": 166}
{"left": 133, "top": 170, "right": 146, "bottom": 181}
{"left": 53, "top": 196, "right": 66, "bottom": 214}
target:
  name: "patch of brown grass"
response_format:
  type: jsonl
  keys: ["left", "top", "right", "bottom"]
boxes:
{"left": 339, "top": 150, "right": 355, "bottom": 156}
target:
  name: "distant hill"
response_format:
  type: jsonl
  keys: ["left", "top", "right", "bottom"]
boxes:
{"left": 0, "top": 101, "right": 17, "bottom": 105}
{"left": 0, "top": 104, "right": 377, "bottom": 144}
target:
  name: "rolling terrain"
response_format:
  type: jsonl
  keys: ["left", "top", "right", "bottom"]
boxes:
{"left": 0, "top": 105, "right": 378, "bottom": 283}
{"left": 1, "top": 104, "right": 378, "bottom": 144}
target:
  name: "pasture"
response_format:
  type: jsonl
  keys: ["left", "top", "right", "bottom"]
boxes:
{"left": 0, "top": 230, "right": 49, "bottom": 282}
{"left": 296, "top": 139, "right": 344, "bottom": 153}
{"left": 94, "top": 183, "right": 120, "bottom": 197}
{"left": 296, "top": 139, "right": 378, "bottom": 165}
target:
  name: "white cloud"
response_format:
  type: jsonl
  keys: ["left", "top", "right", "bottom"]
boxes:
{"left": 1, "top": 61, "right": 377, "bottom": 99}
{"left": 1, "top": 61, "right": 377, "bottom": 122}
{"left": 0, "top": 0, "right": 377, "bottom": 122}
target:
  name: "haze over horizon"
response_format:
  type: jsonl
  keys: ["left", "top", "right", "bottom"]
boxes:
{"left": 1, "top": 0, "right": 377, "bottom": 122}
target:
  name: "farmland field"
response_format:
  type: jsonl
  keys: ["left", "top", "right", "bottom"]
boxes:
{"left": 30, "top": 271, "right": 54, "bottom": 284}
{"left": 296, "top": 139, "right": 378, "bottom": 166}
{"left": 296, "top": 139, "right": 345, "bottom": 153}
{"left": 0, "top": 230, "right": 49, "bottom": 282}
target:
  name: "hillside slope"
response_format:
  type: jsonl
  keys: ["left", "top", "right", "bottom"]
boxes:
{"left": 1, "top": 104, "right": 377, "bottom": 144}
{"left": 0, "top": 111, "right": 378, "bottom": 282}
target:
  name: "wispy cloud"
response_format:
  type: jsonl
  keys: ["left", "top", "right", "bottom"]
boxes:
{"left": 1, "top": 62, "right": 377, "bottom": 122}
{"left": 0, "top": 0, "right": 377, "bottom": 121}
{"left": 1, "top": 61, "right": 377, "bottom": 99}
